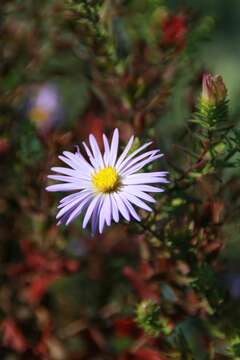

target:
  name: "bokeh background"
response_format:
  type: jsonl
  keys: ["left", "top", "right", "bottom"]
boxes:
{"left": 169, "top": 0, "right": 240, "bottom": 120}
{"left": 1, "top": 1, "right": 240, "bottom": 359}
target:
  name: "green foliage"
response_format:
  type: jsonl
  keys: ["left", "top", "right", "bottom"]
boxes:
{"left": 171, "top": 318, "right": 210, "bottom": 360}
{"left": 193, "top": 99, "right": 229, "bottom": 130}
{"left": 228, "top": 336, "right": 240, "bottom": 359}
{"left": 136, "top": 300, "right": 171, "bottom": 337}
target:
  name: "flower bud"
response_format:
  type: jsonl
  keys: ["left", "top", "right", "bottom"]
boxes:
{"left": 201, "top": 73, "right": 227, "bottom": 106}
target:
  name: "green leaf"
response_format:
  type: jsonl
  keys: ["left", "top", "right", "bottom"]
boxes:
{"left": 171, "top": 318, "right": 210, "bottom": 360}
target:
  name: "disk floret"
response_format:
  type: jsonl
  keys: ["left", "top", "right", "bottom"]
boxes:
{"left": 92, "top": 167, "right": 120, "bottom": 193}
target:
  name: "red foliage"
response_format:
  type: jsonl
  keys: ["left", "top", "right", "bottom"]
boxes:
{"left": 26, "top": 273, "right": 59, "bottom": 304}
{"left": 114, "top": 317, "right": 139, "bottom": 338}
{"left": 34, "top": 316, "right": 53, "bottom": 357}
{"left": 80, "top": 112, "right": 104, "bottom": 145}
{"left": 161, "top": 14, "right": 188, "bottom": 51}
{"left": 6, "top": 240, "right": 79, "bottom": 304}
{"left": 0, "top": 138, "right": 10, "bottom": 155}
{"left": 123, "top": 265, "right": 159, "bottom": 300}
{"left": 119, "top": 348, "right": 166, "bottom": 360}
{"left": 1, "top": 318, "right": 28, "bottom": 353}
{"left": 133, "top": 348, "right": 166, "bottom": 360}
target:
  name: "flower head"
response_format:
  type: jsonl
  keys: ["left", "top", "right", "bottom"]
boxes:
{"left": 201, "top": 73, "right": 227, "bottom": 106}
{"left": 46, "top": 129, "right": 168, "bottom": 234}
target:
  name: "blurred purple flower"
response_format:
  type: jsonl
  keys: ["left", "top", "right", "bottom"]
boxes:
{"left": 28, "top": 83, "right": 62, "bottom": 134}
{"left": 46, "top": 129, "right": 168, "bottom": 234}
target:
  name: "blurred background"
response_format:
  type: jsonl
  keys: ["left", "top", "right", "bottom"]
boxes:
{"left": 169, "top": 0, "right": 240, "bottom": 118}
{"left": 1, "top": 0, "right": 240, "bottom": 359}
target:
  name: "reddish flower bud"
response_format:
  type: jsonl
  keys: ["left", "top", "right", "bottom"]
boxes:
{"left": 201, "top": 73, "right": 227, "bottom": 105}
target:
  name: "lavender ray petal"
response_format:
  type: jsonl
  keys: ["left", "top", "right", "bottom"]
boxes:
{"left": 99, "top": 196, "right": 108, "bottom": 234}
{"left": 119, "top": 149, "right": 160, "bottom": 175}
{"left": 103, "top": 134, "right": 110, "bottom": 166}
{"left": 104, "top": 194, "right": 112, "bottom": 226}
{"left": 109, "top": 129, "right": 119, "bottom": 167}
{"left": 116, "top": 141, "right": 152, "bottom": 172}
{"left": 46, "top": 182, "right": 89, "bottom": 192}
{"left": 56, "top": 192, "right": 91, "bottom": 220}
{"left": 122, "top": 191, "right": 152, "bottom": 212}
{"left": 51, "top": 166, "right": 90, "bottom": 180}
{"left": 118, "top": 192, "right": 141, "bottom": 222}
{"left": 82, "top": 194, "right": 102, "bottom": 229}
{"left": 63, "top": 151, "right": 93, "bottom": 173}
{"left": 58, "top": 155, "right": 77, "bottom": 170}
{"left": 123, "top": 186, "right": 156, "bottom": 203}
{"left": 82, "top": 141, "right": 98, "bottom": 169}
{"left": 113, "top": 193, "right": 130, "bottom": 221}
{"left": 89, "top": 134, "right": 104, "bottom": 168}
{"left": 65, "top": 195, "right": 92, "bottom": 225}
{"left": 130, "top": 185, "right": 164, "bottom": 193}
{"left": 59, "top": 190, "right": 89, "bottom": 204}
{"left": 91, "top": 196, "right": 104, "bottom": 235}
{"left": 115, "top": 135, "right": 134, "bottom": 169}
{"left": 122, "top": 177, "right": 167, "bottom": 186}
{"left": 47, "top": 175, "right": 91, "bottom": 184}
{"left": 110, "top": 194, "right": 119, "bottom": 223}
{"left": 122, "top": 172, "right": 169, "bottom": 185}
{"left": 121, "top": 154, "right": 163, "bottom": 176}
{"left": 57, "top": 208, "right": 74, "bottom": 225}
{"left": 127, "top": 171, "right": 168, "bottom": 177}
{"left": 75, "top": 152, "right": 94, "bottom": 172}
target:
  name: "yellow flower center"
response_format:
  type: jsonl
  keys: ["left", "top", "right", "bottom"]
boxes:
{"left": 29, "top": 107, "right": 49, "bottom": 123}
{"left": 92, "top": 167, "right": 120, "bottom": 193}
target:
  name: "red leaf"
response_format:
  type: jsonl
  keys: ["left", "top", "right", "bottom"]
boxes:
{"left": 6, "top": 263, "right": 27, "bottom": 276}
{"left": 89, "top": 327, "right": 106, "bottom": 350}
{"left": 64, "top": 259, "right": 79, "bottom": 273}
{"left": 134, "top": 348, "right": 166, "bottom": 360}
{"left": 114, "top": 317, "right": 137, "bottom": 337}
{"left": 35, "top": 321, "right": 52, "bottom": 356}
{"left": 2, "top": 318, "right": 28, "bottom": 353}
{"left": 81, "top": 112, "right": 104, "bottom": 145}
{"left": 161, "top": 14, "right": 187, "bottom": 51}
{"left": 123, "top": 266, "right": 159, "bottom": 300}
{"left": 0, "top": 138, "right": 10, "bottom": 155}
{"left": 26, "top": 274, "right": 58, "bottom": 304}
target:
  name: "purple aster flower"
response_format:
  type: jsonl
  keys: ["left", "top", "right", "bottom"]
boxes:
{"left": 46, "top": 129, "right": 168, "bottom": 234}
{"left": 28, "top": 83, "right": 62, "bottom": 134}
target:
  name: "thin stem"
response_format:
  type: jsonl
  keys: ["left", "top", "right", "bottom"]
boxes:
{"left": 138, "top": 221, "right": 160, "bottom": 240}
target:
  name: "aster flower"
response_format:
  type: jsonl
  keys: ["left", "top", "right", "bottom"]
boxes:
{"left": 28, "top": 83, "right": 62, "bottom": 134}
{"left": 46, "top": 129, "right": 168, "bottom": 234}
